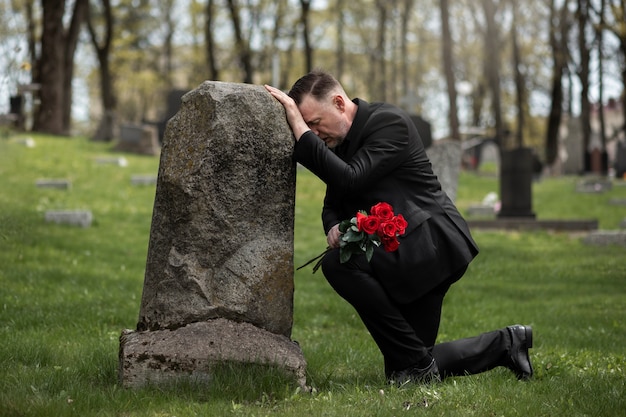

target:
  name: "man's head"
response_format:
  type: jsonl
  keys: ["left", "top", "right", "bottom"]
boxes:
{"left": 288, "top": 70, "right": 356, "bottom": 149}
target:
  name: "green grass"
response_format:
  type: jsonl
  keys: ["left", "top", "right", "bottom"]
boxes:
{"left": 1, "top": 133, "right": 625, "bottom": 416}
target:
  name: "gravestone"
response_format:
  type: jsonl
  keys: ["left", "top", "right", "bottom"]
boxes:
{"left": 426, "top": 139, "right": 462, "bottom": 202}
{"left": 95, "top": 156, "right": 127, "bottom": 167}
{"left": 119, "top": 81, "right": 306, "bottom": 389}
{"left": 36, "top": 179, "right": 71, "bottom": 190}
{"left": 130, "top": 175, "right": 157, "bottom": 186}
{"left": 498, "top": 148, "right": 536, "bottom": 218}
{"left": 44, "top": 210, "right": 93, "bottom": 227}
{"left": 615, "top": 140, "right": 626, "bottom": 179}
{"left": 114, "top": 124, "right": 160, "bottom": 156}
{"left": 582, "top": 231, "right": 626, "bottom": 247}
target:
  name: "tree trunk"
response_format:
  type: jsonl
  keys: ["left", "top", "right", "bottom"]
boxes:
{"left": 34, "top": 0, "right": 66, "bottom": 134}
{"left": 545, "top": 0, "right": 570, "bottom": 167}
{"left": 482, "top": 0, "right": 504, "bottom": 146}
{"left": 440, "top": 0, "right": 459, "bottom": 140}
{"left": 335, "top": 0, "right": 345, "bottom": 81}
{"left": 375, "top": 0, "right": 388, "bottom": 101}
{"left": 400, "top": 0, "right": 414, "bottom": 100}
{"left": 205, "top": 0, "right": 220, "bottom": 80}
{"left": 87, "top": 0, "right": 116, "bottom": 142}
{"left": 577, "top": 0, "right": 594, "bottom": 171}
{"left": 226, "top": 0, "right": 253, "bottom": 83}
{"left": 62, "top": 0, "right": 88, "bottom": 134}
{"left": 300, "top": 0, "right": 313, "bottom": 73}
{"left": 34, "top": 0, "right": 87, "bottom": 135}
{"left": 511, "top": 0, "right": 525, "bottom": 148}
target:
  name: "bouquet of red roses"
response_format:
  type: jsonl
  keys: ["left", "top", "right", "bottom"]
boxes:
{"left": 298, "top": 202, "right": 407, "bottom": 273}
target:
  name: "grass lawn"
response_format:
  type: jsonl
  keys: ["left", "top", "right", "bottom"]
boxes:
{"left": 1, "top": 133, "right": 625, "bottom": 416}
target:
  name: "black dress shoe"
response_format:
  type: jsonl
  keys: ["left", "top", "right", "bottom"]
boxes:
{"left": 388, "top": 358, "right": 441, "bottom": 386}
{"left": 506, "top": 324, "right": 534, "bottom": 380}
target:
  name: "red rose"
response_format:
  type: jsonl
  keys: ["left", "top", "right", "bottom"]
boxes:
{"left": 382, "top": 236, "right": 400, "bottom": 252}
{"left": 356, "top": 212, "right": 368, "bottom": 231}
{"left": 379, "top": 221, "right": 398, "bottom": 238}
{"left": 393, "top": 214, "right": 408, "bottom": 235}
{"left": 370, "top": 202, "right": 394, "bottom": 221}
{"left": 360, "top": 215, "right": 380, "bottom": 234}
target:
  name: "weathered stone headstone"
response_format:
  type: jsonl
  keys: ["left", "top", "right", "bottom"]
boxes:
{"left": 36, "top": 179, "right": 71, "bottom": 190}
{"left": 426, "top": 139, "right": 462, "bottom": 202}
{"left": 95, "top": 156, "right": 127, "bottom": 167}
{"left": 582, "top": 231, "right": 626, "bottom": 247}
{"left": 44, "top": 210, "right": 93, "bottom": 227}
{"left": 130, "top": 175, "right": 157, "bottom": 186}
{"left": 576, "top": 177, "right": 612, "bottom": 193}
{"left": 114, "top": 124, "right": 160, "bottom": 156}
{"left": 119, "top": 81, "right": 306, "bottom": 389}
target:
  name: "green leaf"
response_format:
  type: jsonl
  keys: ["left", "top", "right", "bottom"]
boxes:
{"left": 343, "top": 230, "right": 364, "bottom": 243}
{"left": 339, "top": 247, "right": 353, "bottom": 263}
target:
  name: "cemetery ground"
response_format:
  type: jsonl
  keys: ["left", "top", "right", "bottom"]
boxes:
{"left": 1, "top": 133, "right": 625, "bottom": 417}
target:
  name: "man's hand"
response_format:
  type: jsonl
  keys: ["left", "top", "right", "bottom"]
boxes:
{"left": 264, "top": 84, "right": 311, "bottom": 140}
{"left": 326, "top": 224, "right": 342, "bottom": 249}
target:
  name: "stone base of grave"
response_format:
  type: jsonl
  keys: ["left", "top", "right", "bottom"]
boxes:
{"left": 582, "top": 230, "right": 626, "bottom": 247}
{"left": 119, "top": 318, "right": 307, "bottom": 390}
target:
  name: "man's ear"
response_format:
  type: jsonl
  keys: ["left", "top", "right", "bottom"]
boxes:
{"left": 334, "top": 95, "right": 346, "bottom": 112}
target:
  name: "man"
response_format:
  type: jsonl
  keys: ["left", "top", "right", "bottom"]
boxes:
{"left": 265, "top": 70, "right": 533, "bottom": 385}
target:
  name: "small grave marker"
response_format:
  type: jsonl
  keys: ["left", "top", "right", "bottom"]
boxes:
{"left": 44, "top": 210, "right": 93, "bottom": 227}
{"left": 95, "top": 156, "right": 128, "bottom": 167}
{"left": 130, "top": 175, "right": 157, "bottom": 186}
{"left": 35, "top": 179, "right": 71, "bottom": 190}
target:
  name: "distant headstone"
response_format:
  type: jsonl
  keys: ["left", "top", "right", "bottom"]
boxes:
{"left": 615, "top": 140, "right": 626, "bottom": 179}
{"left": 498, "top": 148, "right": 536, "bottom": 218}
{"left": 130, "top": 175, "right": 157, "bottom": 186}
{"left": 114, "top": 124, "right": 160, "bottom": 156}
{"left": 426, "top": 139, "right": 462, "bottom": 202}
{"left": 36, "top": 179, "right": 71, "bottom": 190}
{"left": 16, "top": 137, "right": 35, "bottom": 147}
{"left": 95, "top": 156, "right": 128, "bottom": 167}
{"left": 119, "top": 81, "right": 306, "bottom": 389}
{"left": 609, "top": 198, "right": 626, "bottom": 206}
{"left": 576, "top": 178, "right": 612, "bottom": 193}
{"left": 44, "top": 210, "right": 92, "bottom": 227}
{"left": 582, "top": 231, "right": 626, "bottom": 247}
{"left": 479, "top": 141, "right": 500, "bottom": 171}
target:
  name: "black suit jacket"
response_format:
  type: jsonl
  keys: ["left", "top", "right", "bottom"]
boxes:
{"left": 294, "top": 99, "right": 479, "bottom": 303}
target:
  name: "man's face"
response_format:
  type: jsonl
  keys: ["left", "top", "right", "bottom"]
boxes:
{"left": 298, "top": 94, "right": 351, "bottom": 149}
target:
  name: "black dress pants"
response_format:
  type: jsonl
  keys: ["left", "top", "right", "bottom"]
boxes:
{"left": 321, "top": 250, "right": 512, "bottom": 379}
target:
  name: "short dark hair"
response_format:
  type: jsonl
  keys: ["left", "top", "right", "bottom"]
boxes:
{"left": 288, "top": 70, "right": 340, "bottom": 105}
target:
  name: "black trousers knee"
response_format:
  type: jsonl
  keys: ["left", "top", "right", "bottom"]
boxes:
{"left": 321, "top": 250, "right": 511, "bottom": 378}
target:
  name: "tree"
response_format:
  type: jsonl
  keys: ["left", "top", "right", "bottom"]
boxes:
{"left": 601, "top": 0, "right": 626, "bottom": 129}
{"left": 511, "top": 0, "right": 525, "bottom": 148}
{"left": 440, "top": 0, "right": 460, "bottom": 139}
{"left": 87, "top": 0, "right": 115, "bottom": 141}
{"left": 299, "top": 0, "right": 313, "bottom": 73}
{"left": 576, "top": 0, "right": 595, "bottom": 170}
{"left": 226, "top": 0, "right": 253, "bottom": 83}
{"left": 481, "top": 0, "right": 505, "bottom": 145}
{"left": 545, "top": 0, "right": 571, "bottom": 168}
{"left": 34, "top": 0, "right": 88, "bottom": 135}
